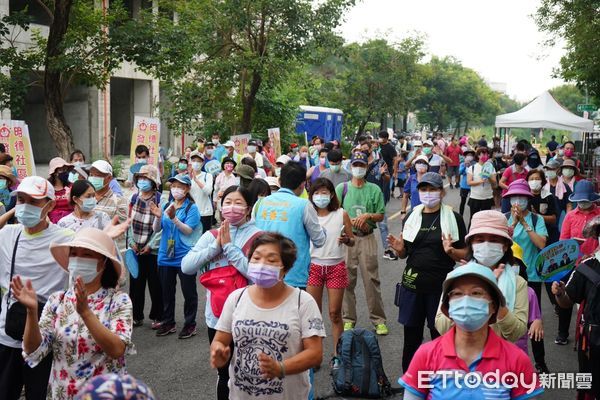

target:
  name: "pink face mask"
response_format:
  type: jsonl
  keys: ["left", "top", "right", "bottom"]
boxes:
{"left": 225, "top": 163, "right": 234, "bottom": 172}
{"left": 479, "top": 154, "right": 489, "bottom": 163}
{"left": 564, "top": 149, "right": 574, "bottom": 158}
{"left": 171, "top": 188, "right": 185, "bottom": 200}
{"left": 221, "top": 205, "right": 247, "bottom": 225}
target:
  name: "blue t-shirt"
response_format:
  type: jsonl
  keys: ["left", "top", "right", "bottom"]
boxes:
{"left": 397, "top": 161, "right": 407, "bottom": 181}
{"left": 459, "top": 162, "right": 472, "bottom": 190}
{"left": 404, "top": 174, "right": 421, "bottom": 208}
{"left": 508, "top": 213, "right": 548, "bottom": 282}
{"left": 158, "top": 198, "right": 200, "bottom": 267}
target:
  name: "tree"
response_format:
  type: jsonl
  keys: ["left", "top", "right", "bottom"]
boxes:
{"left": 550, "top": 84, "right": 587, "bottom": 114}
{"left": 124, "top": 0, "right": 354, "bottom": 135}
{"left": 535, "top": 0, "right": 600, "bottom": 101}
{"left": 0, "top": 1, "right": 130, "bottom": 158}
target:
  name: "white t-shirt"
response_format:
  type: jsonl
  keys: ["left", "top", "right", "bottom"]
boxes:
{"left": 468, "top": 162, "right": 496, "bottom": 200}
{"left": 0, "top": 224, "right": 74, "bottom": 348}
{"left": 57, "top": 211, "right": 111, "bottom": 232}
{"left": 310, "top": 208, "right": 345, "bottom": 265}
{"left": 189, "top": 171, "right": 214, "bottom": 217}
{"left": 216, "top": 287, "right": 326, "bottom": 400}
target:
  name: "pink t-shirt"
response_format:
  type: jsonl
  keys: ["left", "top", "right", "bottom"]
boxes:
{"left": 399, "top": 327, "right": 543, "bottom": 399}
{"left": 501, "top": 166, "right": 529, "bottom": 195}
{"left": 560, "top": 205, "right": 600, "bottom": 256}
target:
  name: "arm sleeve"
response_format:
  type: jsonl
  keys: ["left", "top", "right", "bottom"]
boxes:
{"left": 303, "top": 203, "right": 326, "bottom": 247}
{"left": 223, "top": 241, "right": 251, "bottom": 277}
{"left": 22, "top": 292, "right": 60, "bottom": 367}
{"left": 181, "top": 231, "right": 221, "bottom": 275}
{"left": 181, "top": 204, "right": 200, "bottom": 231}
{"left": 565, "top": 270, "right": 586, "bottom": 304}
{"left": 398, "top": 345, "right": 430, "bottom": 398}
{"left": 495, "top": 277, "right": 529, "bottom": 341}
{"left": 109, "top": 293, "right": 135, "bottom": 355}
{"left": 534, "top": 213, "right": 548, "bottom": 237}
{"left": 404, "top": 177, "right": 412, "bottom": 193}
{"left": 510, "top": 351, "right": 543, "bottom": 399}
{"left": 559, "top": 214, "right": 572, "bottom": 240}
{"left": 300, "top": 292, "right": 327, "bottom": 339}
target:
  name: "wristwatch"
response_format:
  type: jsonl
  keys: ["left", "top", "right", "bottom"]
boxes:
{"left": 524, "top": 225, "right": 533, "bottom": 232}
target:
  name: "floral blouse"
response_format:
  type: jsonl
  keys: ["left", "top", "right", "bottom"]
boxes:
{"left": 23, "top": 288, "right": 135, "bottom": 400}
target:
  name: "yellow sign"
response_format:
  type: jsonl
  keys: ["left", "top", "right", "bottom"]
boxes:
{"left": 230, "top": 134, "right": 251, "bottom": 155}
{"left": 267, "top": 127, "right": 282, "bottom": 158}
{"left": 0, "top": 120, "right": 36, "bottom": 179}
{"left": 129, "top": 116, "right": 160, "bottom": 166}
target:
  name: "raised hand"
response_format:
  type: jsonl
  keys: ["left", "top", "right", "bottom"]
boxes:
{"left": 104, "top": 216, "right": 130, "bottom": 239}
{"left": 74, "top": 277, "right": 91, "bottom": 317}
{"left": 442, "top": 234, "right": 454, "bottom": 255}
{"left": 220, "top": 220, "right": 231, "bottom": 245}
{"left": 387, "top": 234, "right": 404, "bottom": 253}
{"left": 165, "top": 205, "right": 176, "bottom": 219}
{"left": 149, "top": 202, "right": 162, "bottom": 218}
{"left": 10, "top": 276, "right": 38, "bottom": 311}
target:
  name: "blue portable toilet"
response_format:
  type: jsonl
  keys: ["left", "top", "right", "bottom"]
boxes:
{"left": 295, "top": 106, "right": 343, "bottom": 143}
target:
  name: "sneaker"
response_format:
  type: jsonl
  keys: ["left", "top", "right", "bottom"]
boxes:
{"left": 535, "top": 362, "right": 550, "bottom": 374}
{"left": 375, "top": 324, "right": 389, "bottom": 336}
{"left": 151, "top": 320, "right": 162, "bottom": 330}
{"left": 554, "top": 335, "right": 568, "bottom": 345}
{"left": 156, "top": 323, "right": 176, "bottom": 337}
{"left": 133, "top": 319, "right": 144, "bottom": 328}
{"left": 343, "top": 322, "right": 355, "bottom": 331}
{"left": 178, "top": 324, "right": 197, "bottom": 339}
{"left": 383, "top": 249, "right": 398, "bottom": 260}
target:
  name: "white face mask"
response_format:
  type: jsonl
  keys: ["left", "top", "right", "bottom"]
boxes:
{"left": 528, "top": 180, "right": 542, "bottom": 192}
{"left": 191, "top": 161, "right": 203, "bottom": 171}
{"left": 351, "top": 167, "right": 366, "bottom": 179}
{"left": 465, "top": 156, "right": 474, "bottom": 163}
{"left": 68, "top": 256, "right": 101, "bottom": 285}
{"left": 472, "top": 242, "right": 505, "bottom": 267}
{"left": 247, "top": 145, "right": 257, "bottom": 153}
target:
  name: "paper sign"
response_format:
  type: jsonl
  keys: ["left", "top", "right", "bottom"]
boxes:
{"left": 535, "top": 239, "right": 580, "bottom": 282}
{"left": 204, "top": 159, "right": 222, "bottom": 176}
{"left": 230, "top": 134, "right": 251, "bottom": 155}
{"left": 0, "top": 120, "right": 36, "bottom": 179}
{"left": 267, "top": 127, "right": 282, "bottom": 158}
{"left": 130, "top": 116, "right": 160, "bottom": 167}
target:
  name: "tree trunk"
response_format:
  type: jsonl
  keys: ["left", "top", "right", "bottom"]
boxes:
{"left": 392, "top": 113, "right": 396, "bottom": 132}
{"left": 241, "top": 71, "right": 262, "bottom": 133}
{"left": 464, "top": 121, "right": 469, "bottom": 135}
{"left": 403, "top": 114, "right": 408, "bottom": 132}
{"left": 45, "top": 0, "right": 75, "bottom": 159}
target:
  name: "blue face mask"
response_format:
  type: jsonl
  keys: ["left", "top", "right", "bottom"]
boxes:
{"left": 509, "top": 196, "right": 528, "bottom": 211}
{"left": 137, "top": 179, "right": 152, "bottom": 193}
{"left": 88, "top": 176, "right": 105, "bottom": 191}
{"left": 15, "top": 203, "right": 44, "bottom": 228}
{"left": 0, "top": 179, "right": 7, "bottom": 190}
{"left": 80, "top": 197, "right": 97, "bottom": 213}
{"left": 68, "top": 172, "right": 78, "bottom": 184}
{"left": 312, "top": 194, "right": 331, "bottom": 209}
{"left": 137, "top": 158, "right": 148, "bottom": 165}
{"left": 448, "top": 296, "right": 491, "bottom": 332}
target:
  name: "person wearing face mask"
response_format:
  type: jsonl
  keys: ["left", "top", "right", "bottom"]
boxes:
{"left": 458, "top": 150, "right": 475, "bottom": 216}
{"left": 242, "top": 139, "right": 265, "bottom": 169}
{"left": 156, "top": 174, "right": 200, "bottom": 339}
{"left": 210, "top": 232, "right": 325, "bottom": 400}
{"left": 544, "top": 159, "right": 572, "bottom": 228}
{"left": 498, "top": 152, "right": 529, "bottom": 213}
{"left": 401, "top": 155, "right": 430, "bottom": 214}
{"left": 435, "top": 210, "right": 529, "bottom": 345}
{"left": 491, "top": 147, "right": 508, "bottom": 209}
{"left": 0, "top": 165, "right": 17, "bottom": 215}
{"left": 467, "top": 147, "right": 497, "bottom": 224}
{"left": 399, "top": 263, "right": 542, "bottom": 399}
{"left": 526, "top": 169, "right": 559, "bottom": 244}
{"left": 214, "top": 157, "right": 239, "bottom": 216}
{"left": 211, "top": 133, "right": 227, "bottom": 162}
{"left": 320, "top": 149, "right": 351, "bottom": 189}
{"left": 335, "top": 152, "right": 388, "bottom": 335}
{"left": 388, "top": 172, "right": 467, "bottom": 371}
{"left": 188, "top": 151, "right": 214, "bottom": 233}
{"left": 561, "top": 180, "right": 600, "bottom": 258}
{"left": 292, "top": 145, "right": 311, "bottom": 170}
{"left": 89, "top": 161, "right": 128, "bottom": 251}
{"left": 127, "top": 165, "right": 163, "bottom": 329}
{"left": 0, "top": 176, "right": 74, "bottom": 400}
{"left": 309, "top": 137, "right": 324, "bottom": 165}
{"left": 126, "top": 145, "right": 150, "bottom": 188}
{"left": 262, "top": 137, "right": 277, "bottom": 168}
{"left": 203, "top": 142, "right": 217, "bottom": 165}
{"left": 273, "top": 154, "right": 291, "bottom": 178}
{"left": 306, "top": 148, "right": 329, "bottom": 188}
{"left": 58, "top": 180, "right": 111, "bottom": 232}
{"left": 182, "top": 186, "right": 262, "bottom": 400}
{"left": 47, "top": 157, "right": 75, "bottom": 224}
{"left": 562, "top": 140, "right": 583, "bottom": 172}
{"left": 68, "top": 149, "right": 87, "bottom": 184}
{"left": 307, "top": 178, "right": 354, "bottom": 352}
{"left": 11, "top": 227, "right": 134, "bottom": 400}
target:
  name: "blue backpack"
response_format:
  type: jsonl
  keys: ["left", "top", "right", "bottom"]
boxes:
{"left": 331, "top": 328, "right": 393, "bottom": 398}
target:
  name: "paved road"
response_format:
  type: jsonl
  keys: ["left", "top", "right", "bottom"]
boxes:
{"left": 127, "top": 184, "right": 580, "bottom": 399}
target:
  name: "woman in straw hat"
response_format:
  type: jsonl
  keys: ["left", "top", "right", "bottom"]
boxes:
{"left": 10, "top": 228, "right": 134, "bottom": 400}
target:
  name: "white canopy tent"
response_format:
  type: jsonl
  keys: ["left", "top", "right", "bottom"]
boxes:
{"left": 495, "top": 91, "right": 594, "bottom": 132}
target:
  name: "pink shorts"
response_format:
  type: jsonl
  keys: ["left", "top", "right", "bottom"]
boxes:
{"left": 307, "top": 261, "right": 349, "bottom": 289}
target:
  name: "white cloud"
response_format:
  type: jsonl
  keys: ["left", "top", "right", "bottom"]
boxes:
{"left": 338, "top": 0, "right": 566, "bottom": 102}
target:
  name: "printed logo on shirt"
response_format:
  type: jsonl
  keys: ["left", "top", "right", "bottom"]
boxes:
{"left": 403, "top": 268, "right": 419, "bottom": 290}
{"left": 308, "top": 318, "right": 324, "bottom": 331}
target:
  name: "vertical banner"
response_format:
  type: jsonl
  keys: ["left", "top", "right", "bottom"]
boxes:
{"left": 230, "top": 134, "right": 251, "bottom": 155}
{"left": 130, "top": 116, "right": 160, "bottom": 166}
{"left": 267, "top": 127, "right": 281, "bottom": 158}
{"left": 0, "top": 120, "right": 36, "bottom": 179}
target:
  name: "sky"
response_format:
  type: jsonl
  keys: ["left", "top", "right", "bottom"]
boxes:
{"left": 339, "top": 0, "right": 566, "bottom": 103}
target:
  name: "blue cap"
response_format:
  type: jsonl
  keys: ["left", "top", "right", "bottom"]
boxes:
{"left": 441, "top": 261, "right": 506, "bottom": 308}
{"left": 350, "top": 151, "right": 368, "bottom": 165}
{"left": 168, "top": 173, "right": 192, "bottom": 186}
{"left": 569, "top": 180, "right": 600, "bottom": 203}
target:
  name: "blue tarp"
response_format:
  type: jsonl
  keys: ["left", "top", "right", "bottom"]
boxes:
{"left": 295, "top": 106, "right": 343, "bottom": 143}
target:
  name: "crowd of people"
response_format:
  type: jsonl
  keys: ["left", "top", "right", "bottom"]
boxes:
{"left": 0, "top": 131, "right": 599, "bottom": 400}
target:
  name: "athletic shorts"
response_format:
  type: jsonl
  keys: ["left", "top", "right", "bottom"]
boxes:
{"left": 447, "top": 165, "right": 459, "bottom": 177}
{"left": 307, "top": 261, "right": 349, "bottom": 289}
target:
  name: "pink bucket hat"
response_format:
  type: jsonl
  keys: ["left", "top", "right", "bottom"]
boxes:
{"left": 50, "top": 227, "right": 123, "bottom": 277}
{"left": 465, "top": 210, "right": 513, "bottom": 242}
{"left": 503, "top": 178, "right": 532, "bottom": 198}
{"left": 48, "top": 157, "right": 72, "bottom": 176}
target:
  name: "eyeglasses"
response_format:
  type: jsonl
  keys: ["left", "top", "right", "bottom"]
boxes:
{"left": 447, "top": 288, "right": 491, "bottom": 301}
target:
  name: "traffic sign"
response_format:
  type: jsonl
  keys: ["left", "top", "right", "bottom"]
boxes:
{"left": 577, "top": 104, "right": 596, "bottom": 112}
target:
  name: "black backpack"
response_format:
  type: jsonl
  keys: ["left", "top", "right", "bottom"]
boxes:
{"left": 330, "top": 329, "right": 395, "bottom": 398}
{"left": 575, "top": 260, "right": 600, "bottom": 350}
